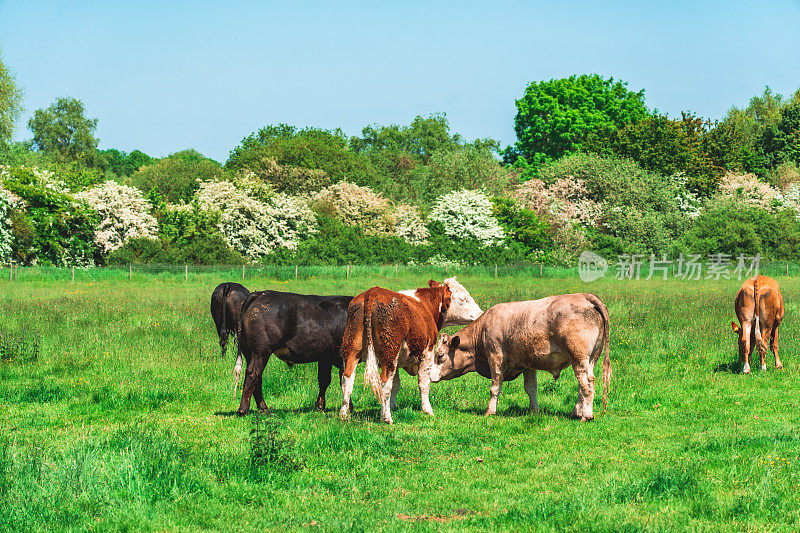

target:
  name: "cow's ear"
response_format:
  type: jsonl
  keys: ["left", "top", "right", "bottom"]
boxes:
{"left": 428, "top": 279, "right": 442, "bottom": 287}
{"left": 731, "top": 321, "right": 740, "bottom": 333}
{"left": 450, "top": 335, "right": 460, "bottom": 349}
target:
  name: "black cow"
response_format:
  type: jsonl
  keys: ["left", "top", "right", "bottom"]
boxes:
{"left": 236, "top": 290, "right": 353, "bottom": 416}
{"left": 210, "top": 282, "right": 251, "bottom": 357}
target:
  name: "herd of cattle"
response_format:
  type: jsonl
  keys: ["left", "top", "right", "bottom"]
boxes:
{"left": 210, "top": 274, "right": 784, "bottom": 424}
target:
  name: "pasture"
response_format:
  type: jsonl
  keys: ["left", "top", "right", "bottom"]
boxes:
{"left": 1, "top": 267, "right": 800, "bottom": 531}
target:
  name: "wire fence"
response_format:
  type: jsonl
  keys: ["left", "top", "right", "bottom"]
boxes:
{"left": 1, "top": 260, "right": 799, "bottom": 283}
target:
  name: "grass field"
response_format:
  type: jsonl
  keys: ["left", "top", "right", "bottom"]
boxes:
{"left": 1, "top": 268, "right": 800, "bottom": 531}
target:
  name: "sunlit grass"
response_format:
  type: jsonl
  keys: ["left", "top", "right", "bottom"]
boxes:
{"left": 1, "top": 270, "right": 799, "bottom": 531}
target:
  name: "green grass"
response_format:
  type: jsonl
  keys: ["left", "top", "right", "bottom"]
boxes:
{"left": 1, "top": 270, "right": 800, "bottom": 531}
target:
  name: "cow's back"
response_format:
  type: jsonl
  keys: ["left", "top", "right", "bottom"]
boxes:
{"left": 736, "top": 275, "right": 783, "bottom": 323}
{"left": 240, "top": 290, "right": 352, "bottom": 364}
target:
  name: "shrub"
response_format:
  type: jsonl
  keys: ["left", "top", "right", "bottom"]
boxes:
{"left": 429, "top": 189, "right": 505, "bottom": 247}
{"left": 196, "top": 181, "right": 316, "bottom": 259}
{"left": 2, "top": 167, "right": 98, "bottom": 266}
{"left": 492, "top": 197, "right": 553, "bottom": 253}
{"left": 312, "top": 181, "right": 394, "bottom": 236}
{"left": 75, "top": 181, "right": 158, "bottom": 255}
{"left": 0, "top": 186, "right": 12, "bottom": 261}
{"left": 678, "top": 202, "right": 800, "bottom": 259}
{"left": 390, "top": 204, "right": 429, "bottom": 244}
{"left": 234, "top": 157, "right": 330, "bottom": 194}
{"left": 130, "top": 152, "right": 223, "bottom": 203}
{"left": 713, "top": 173, "right": 783, "bottom": 212}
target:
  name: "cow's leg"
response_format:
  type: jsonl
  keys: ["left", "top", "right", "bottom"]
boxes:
{"left": 338, "top": 365, "right": 353, "bottom": 412}
{"left": 572, "top": 362, "right": 595, "bottom": 421}
{"left": 757, "top": 317, "right": 770, "bottom": 371}
{"left": 739, "top": 322, "right": 752, "bottom": 374}
{"left": 389, "top": 372, "right": 401, "bottom": 411}
{"left": 771, "top": 321, "right": 783, "bottom": 370}
{"left": 523, "top": 369, "right": 538, "bottom": 412}
{"left": 252, "top": 354, "right": 272, "bottom": 412}
{"left": 380, "top": 366, "right": 397, "bottom": 424}
{"left": 486, "top": 360, "right": 503, "bottom": 416}
{"left": 316, "top": 360, "right": 333, "bottom": 411}
{"left": 238, "top": 351, "right": 269, "bottom": 416}
{"left": 418, "top": 349, "right": 435, "bottom": 416}
{"left": 339, "top": 352, "right": 359, "bottom": 420}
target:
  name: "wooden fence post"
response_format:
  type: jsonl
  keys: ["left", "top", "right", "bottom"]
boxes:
{"left": 295, "top": 265, "right": 298, "bottom": 279}
{"left": 14, "top": 264, "right": 17, "bottom": 281}
{"left": 540, "top": 263, "right": 543, "bottom": 277}
{"left": 242, "top": 265, "right": 245, "bottom": 280}
{"left": 72, "top": 266, "right": 75, "bottom": 283}
{"left": 9, "top": 264, "right": 12, "bottom": 282}
{"left": 395, "top": 264, "right": 398, "bottom": 275}
{"left": 347, "top": 265, "right": 350, "bottom": 278}
{"left": 129, "top": 264, "right": 132, "bottom": 280}
{"left": 185, "top": 265, "right": 188, "bottom": 282}
{"left": 787, "top": 262, "right": 789, "bottom": 276}
{"left": 494, "top": 264, "right": 498, "bottom": 278}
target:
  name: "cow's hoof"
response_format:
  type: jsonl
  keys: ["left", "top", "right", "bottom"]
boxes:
{"left": 777, "top": 362, "right": 784, "bottom": 370}
{"left": 743, "top": 363, "right": 751, "bottom": 374}
{"left": 315, "top": 398, "right": 326, "bottom": 411}
{"left": 339, "top": 407, "right": 350, "bottom": 420}
{"left": 484, "top": 410, "right": 496, "bottom": 416}
{"left": 761, "top": 364, "right": 767, "bottom": 371}
{"left": 257, "top": 401, "right": 268, "bottom": 411}
{"left": 580, "top": 416, "right": 594, "bottom": 422}
{"left": 236, "top": 409, "right": 248, "bottom": 417}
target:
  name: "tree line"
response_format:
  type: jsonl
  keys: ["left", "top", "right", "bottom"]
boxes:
{"left": 1, "top": 52, "right": 800, "bottom": 266}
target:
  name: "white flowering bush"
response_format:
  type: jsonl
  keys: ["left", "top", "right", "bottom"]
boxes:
{"left": 196, "top": 181, "right": 316, "bottom": 259}
{"left": 391, "top": 204, "right": 429, "bottom": 244}
{"left": 512, "top": 176, "right": 601, "bottom": 227}
{"left": 0, "top": 186, "right": 13, "bottom": 261}
{"left": 76, "top": 181, "right": 159, "bottom": 254}
{"left": 670, "top": 173, "right": 701, "bottom": 219}
{"left": 429, "top": 189, "right": 505, "bottom": 247}
{"left": 312, "top": 181, "right": 394, "bottom": 236}
{"left": 779, "top": 182, "right": 800, "bottom": 220}
{"left": 714, "top": 173, "right": 783, "bottom": 212}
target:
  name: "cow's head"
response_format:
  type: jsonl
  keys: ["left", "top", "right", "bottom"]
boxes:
{"left": 439, "top": 277, "right": 482, "bottom": 327}
{"left": 430, "top": 332, "right": 470, "bottom": 382}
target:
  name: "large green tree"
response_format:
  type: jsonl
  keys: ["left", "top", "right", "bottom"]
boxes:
{"left": 507, "top": 74, "right": 649, "bottom": 174}
{"left": 0, "top": 49, "right": 24, "bottom": 145}
{"left": 28, "top": 97, "right": 99, "bottom": 162}
{"left": 710, "top": 87, "right": 800, "bottom": 181}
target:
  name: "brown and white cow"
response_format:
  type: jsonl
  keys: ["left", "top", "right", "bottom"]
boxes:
{"left": 732, "top": 275, "right": 784, "bottom": 373}
{"left": 430, "top": 293, "right": 611, "bottom": 421}
{"left": 338, "top": 277, "right": 483, "bottom": 424}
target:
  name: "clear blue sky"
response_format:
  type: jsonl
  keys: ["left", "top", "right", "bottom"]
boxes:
{"left": 1, "top": 0, "right": 799, "bottom": 163}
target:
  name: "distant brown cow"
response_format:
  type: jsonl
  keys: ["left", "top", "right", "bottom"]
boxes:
{"left": 339, "top": 278, "right": 483, "bottom": 424}
{"left": 430, "top": 293, "right": 611, "bottom": 421}
{"left": 732, "top": 275, "right": 784, "bottom": 373}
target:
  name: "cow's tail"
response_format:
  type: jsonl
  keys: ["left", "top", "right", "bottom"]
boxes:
{"left": 753, "top": 276, "right": 767, "bottom": 355}
{"left": 363, "top": 292, "right": 383, "bottom": 404}
{"left": 219, "top": 283, "right": 232, "bottom": 357}
{"left": 588, "top": 294, "right": 612, "bottom": 414}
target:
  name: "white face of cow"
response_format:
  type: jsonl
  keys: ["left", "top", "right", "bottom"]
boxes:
{"left": 441, "top": 277, "right": 482, "bottom": 326}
